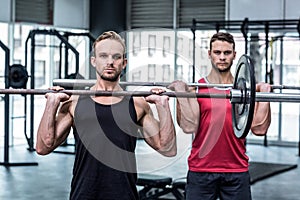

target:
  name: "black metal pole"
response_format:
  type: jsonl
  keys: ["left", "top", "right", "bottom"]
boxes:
{"left": 0, "top": 40, "right": 38, "bottom": 166}
{"left": 241, "top": 18, "right": 249, "bottom": 54}
{"left": 0, "top": 40, "right": 10, "bottom": 165}
{"left": 297, "top": 18, "right": 300, "bottom": 156}
{"left": 64, "top": 34, "right": 69, "bottom": 77}
{"left": 191, "top": 19, "right": 196, "bottom": 83}
{"left": 264, "top": 22, "right": 269, "bottom": 147}
{"left": 29, "top": 33, "right": 35, "bottom": 152}
{"left": 59, "top": 41, "right": 63, "bottom": 79}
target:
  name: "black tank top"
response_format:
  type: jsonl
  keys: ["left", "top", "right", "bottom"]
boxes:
{"left": 70, "top": 95, "right": 140, "bottom": 200}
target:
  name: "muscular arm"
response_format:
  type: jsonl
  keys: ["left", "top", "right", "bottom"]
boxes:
{"left": 36, "top": 93, "right": 74, "bottom": 155}
{"left": 168, "top": 80, "right": 200, "bottom": 133}
{"left": 251, "top": 83, "right": 272, "bottom": 136}
{"left": 137, "top": 95, "right": 177, "bottom": 157}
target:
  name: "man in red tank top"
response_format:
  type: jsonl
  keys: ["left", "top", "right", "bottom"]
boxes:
{"left": 169, "top": 32, "right": 271, "bottom": 200}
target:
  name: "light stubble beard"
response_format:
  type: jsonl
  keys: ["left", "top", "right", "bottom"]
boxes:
{"left": 98, "top": 69, "right": 121, "bottom": 82}
{"left": 211, "top": 61, "right": 233, "bottom": 73}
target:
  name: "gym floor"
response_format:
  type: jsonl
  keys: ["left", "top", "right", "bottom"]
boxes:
{"left": 0, "top": 139, "right": 299, "bottom": 200}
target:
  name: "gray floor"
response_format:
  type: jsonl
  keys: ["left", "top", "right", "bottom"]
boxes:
{"left": 0, "top": 141, "right": 300, "bottom": 200}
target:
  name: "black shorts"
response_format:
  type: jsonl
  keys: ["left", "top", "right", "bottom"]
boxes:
{"left": 185, "top": 170, "right": 251, "bottom": 200}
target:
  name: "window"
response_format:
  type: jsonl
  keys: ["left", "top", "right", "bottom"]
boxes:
{"left": 127, "top": 0, "right": 226, "bottom": 29}
{"left": 15, "top": 0, "right": 54, "bottom": 25}
{"left": 34, "top": 60, "right": 46, "bottom": 88}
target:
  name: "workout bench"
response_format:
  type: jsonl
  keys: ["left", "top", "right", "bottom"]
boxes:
{"left": 137, "top": 174, "right": 186, "bottom": 200}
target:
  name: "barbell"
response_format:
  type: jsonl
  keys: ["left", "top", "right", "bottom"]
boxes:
{"left": 53, "top": 79, "right": 300, "bottom": 90}
{"left": 1, "top": 55, "right": 300, "bottom": 138}
{"left": 0, "top": 88, "right": 299, "bottom": 101}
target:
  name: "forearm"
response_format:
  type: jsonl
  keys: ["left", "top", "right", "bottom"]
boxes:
{"left": 155, "top": 99, "right": 177, "bottom": 156}
{"left": 168, "top": 81, "right": 199, "bottom": 133}
{"left": 176, "top": 97, "right": 199, "bottom": 133}
{"left": 251, "top": 82, "right": 272, "bottom": 135}
{"left": 36, "top": 98, "right": 60, "bottom": 154}
{"left": 251, "top": 102, "right": 271, "bottom": 135}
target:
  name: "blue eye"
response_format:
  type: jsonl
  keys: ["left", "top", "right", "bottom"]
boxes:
{"left": 112, "top": 54, "right": 122, "bottom": 60}
{"left": 224, "top": 51, "right": 232, "bottom": 55}
{"left": 99, "top": 54, "right": 108, "bottom": 58}
{"left": 98, "top": 53, "right": 123, "bottom": 61}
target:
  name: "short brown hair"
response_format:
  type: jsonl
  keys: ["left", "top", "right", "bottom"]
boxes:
{"left": 209, "top": 32, "right": 235, "bottom": 50}
{"left": 92, "top": 31, "right": 126, "bottom": 56}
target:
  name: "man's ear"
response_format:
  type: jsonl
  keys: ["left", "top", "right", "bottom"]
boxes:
{"left": 233, "top": 51, "right": 237, "bottom": 60}
{"left": 91, "top": 56, "right": 96, "bottom": 67}
{"left": 122, "top": 58, "right": 127, "bottom": 70}
{"left": 208, "top": 50, "right": 212, "bottom": 59}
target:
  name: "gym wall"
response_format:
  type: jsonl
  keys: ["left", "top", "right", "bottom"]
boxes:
{"left": 0, "top": 0, "right": 90, "bottom": 30}
{"left": 228, "top": 0, "right": 300, "bottom": 20}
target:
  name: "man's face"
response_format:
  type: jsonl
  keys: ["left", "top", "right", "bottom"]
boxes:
{"left": 91, "top": 39, "right": 127, "bottom": 82}
{"left": 208, "top": 40, "right": 236, "bottom": 73}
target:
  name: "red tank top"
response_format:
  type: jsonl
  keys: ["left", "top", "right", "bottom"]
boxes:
{"left": 188, "top": 78, "right": 249, "bottom": 173}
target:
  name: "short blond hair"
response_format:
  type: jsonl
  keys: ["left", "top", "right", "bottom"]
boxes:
{"left": 92, "top": 31, "right": 126, "bottom": 56}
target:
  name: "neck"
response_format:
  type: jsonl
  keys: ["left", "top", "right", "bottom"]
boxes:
{"left": 90, "top": 79, "right": 124, "bottom": 105}
{"left": 206, "top": 70, "right": 234, "bottom": 84}
{"left": 91, "top": 79, "right": 123, "bottom": 91}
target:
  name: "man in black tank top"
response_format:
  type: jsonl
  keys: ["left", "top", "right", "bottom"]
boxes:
{"left": 36, "top": 31, "right": 177, "bottom": 200}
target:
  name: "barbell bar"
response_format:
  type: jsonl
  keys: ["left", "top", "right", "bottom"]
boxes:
{"left": 52, "top": 79, "right": 300, "bottom": 90}
{"left": 1, "top": 55, "right": 300, "bottom": 139}
{"left": 52, "top": 79, "right": 234, "bottom": 88}
{"left": 0, "top": 88, "right": 299, "bottom": 102}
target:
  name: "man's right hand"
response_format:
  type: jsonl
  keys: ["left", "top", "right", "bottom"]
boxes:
{"left": 168, "top": 80, "right": 189, "bottom": 92}
{"left": 45, "top": 86, "right": 70, "bottom": 102}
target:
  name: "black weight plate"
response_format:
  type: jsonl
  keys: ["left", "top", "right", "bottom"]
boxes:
{"left": 9, "top": 64, "right": 28, "bottom": 89}
{"left": 232, "top": 55, "right": 256, "bottom": 138}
